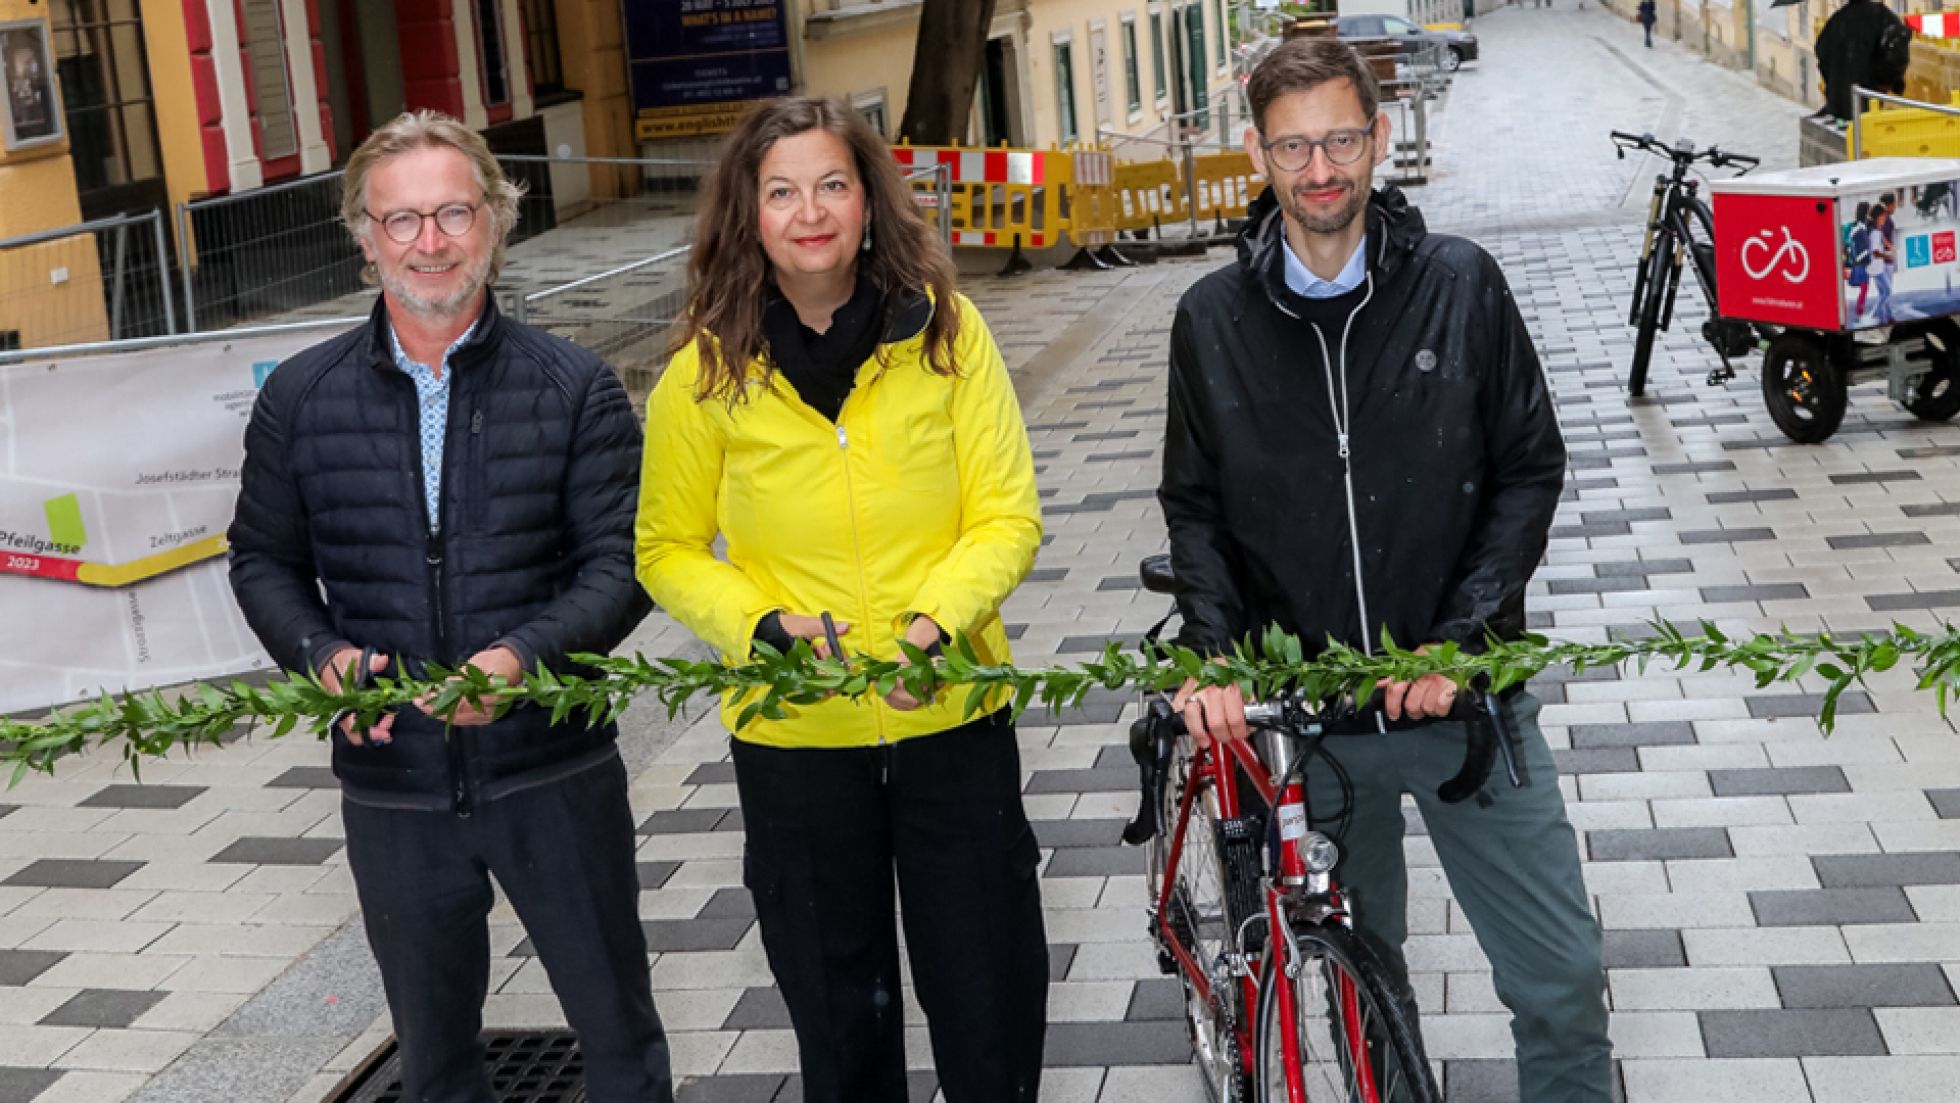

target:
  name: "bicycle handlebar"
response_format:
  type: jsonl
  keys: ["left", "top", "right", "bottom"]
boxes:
{"left": 1609, "top": 129, "right": 1758, "bottom": 172}
{"left": 1160, "top": 687, "right": 1488, "bottom": 736}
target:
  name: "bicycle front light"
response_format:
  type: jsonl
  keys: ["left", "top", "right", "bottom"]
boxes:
{"left": 1302, "top": 833, "right": 1340, "bottom": 874}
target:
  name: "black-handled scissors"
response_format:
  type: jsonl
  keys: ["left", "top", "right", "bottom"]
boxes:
{"left": 327, "top": 645, "right": 383, "bottom": 742}
{"left": 820, "top": 612, "right": 846, "bottom": 663}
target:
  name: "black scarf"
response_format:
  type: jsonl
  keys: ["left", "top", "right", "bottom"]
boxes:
{"left": 761, "top": 273, "right": 886, "bottom": 422}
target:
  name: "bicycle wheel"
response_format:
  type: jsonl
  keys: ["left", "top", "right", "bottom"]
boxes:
{"left": 1627, "top": 233, "right": 1672, "bottom": 397}
{"left": 1155, "top": 737, "right": 1253, "bottom": 1102}
{"left": 1761, "top": 331, "right": 1846, "bottom": 443}
{"left": 1906, "top": 320, "right": 1960, "bottom": 422}
{"left": 1254, "top": 922, "right": 1440, "bottom": 1103}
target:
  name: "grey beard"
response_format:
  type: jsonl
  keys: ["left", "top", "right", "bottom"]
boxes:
{"left": 380, "top": 252, "right": 492, "bottom": 319}
{"left": 1283, "top": 184, "right": 1366, "bottom": 235}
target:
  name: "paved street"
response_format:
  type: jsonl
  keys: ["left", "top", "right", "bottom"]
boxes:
{"left": 3, "top": 7, "right": 1959, "bottom": 1102}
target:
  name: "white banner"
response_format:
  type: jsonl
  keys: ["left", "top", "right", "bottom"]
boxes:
{"left": 0, "top": 331, "right": 323, "bottom": 714}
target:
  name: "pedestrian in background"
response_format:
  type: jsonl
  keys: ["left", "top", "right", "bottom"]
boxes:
{"left": 228, "top": 110, "right": 672, "bottom": 1102}
{"left": 637, "top": 96, "right": 1047, "bottom": 1103}
{"left": 1638, "top": 0, "right": 1657, "bottom": 47}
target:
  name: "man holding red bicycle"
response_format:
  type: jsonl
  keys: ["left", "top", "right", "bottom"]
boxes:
{"left": 1158, "top": 38, "right": 1613, "bottom": 1103}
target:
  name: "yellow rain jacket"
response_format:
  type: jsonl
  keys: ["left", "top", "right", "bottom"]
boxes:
{"left": 635, "top": 291, "right": 1041, "bottom": 748}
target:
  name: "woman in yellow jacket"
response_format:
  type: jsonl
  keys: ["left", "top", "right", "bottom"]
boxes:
{"left": 635, "top": 97, "right": 1047, "bottom": 1102}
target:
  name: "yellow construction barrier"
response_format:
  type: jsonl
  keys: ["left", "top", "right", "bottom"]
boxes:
{"left": 1192, "top": 151, "right": 1264, "bottom": 230}
{"left": 890, "top": 145, "right": 1070, "bottom": 249}
{"left": 1853, "top": 91, "right": 1960, "bottom": 158}
{"left": 1111, "top": 158, "right": 1186, "bottom": 234}
{"left": 1063, "top": 147, "right": 1122, "bottom": 247}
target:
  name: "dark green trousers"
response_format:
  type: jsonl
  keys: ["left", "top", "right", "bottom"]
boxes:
{"left": 1303, "top": 692, "right": 1613, "bottom": 1102}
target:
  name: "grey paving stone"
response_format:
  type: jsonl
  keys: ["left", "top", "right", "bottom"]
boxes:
{"left": 1024, "top": 567, "right": 1069, "bottom": 584}
{"left": 1813, "top": 851, "right": 1960, "bottom": 888}
{"left": 1930, "top": 789, "right": 1960, "bottom": 819}
{"left": 3, "top": 858, "right": 145, "bottom": 888}
{"left": 1043, "top": 1020, "right": 1192, "bottom": 1065}
{"left": 1593, "top": 558, "right": 1695, "bottom": 578}
{"left": 1548, "top": 576, "right": 1650, "bottom": 595}
{"left": 1746, "top": 692, "right": 1875, "bottom": 719}
{"left": 1750, "top": 888, "right": 1918, "bottom": 927}
{"left": 1589, "top": 828, "right": 1733, "bottom": 862}
{"left": 683, "top": 762, "right": 736, "bottom": 785}
{"left": 1569, "top": 721, "right": 1696, "bottom": 749}
{"left": 1056, "top": 633, "right": 1143, "bottom": 654}
{"left": 39, "top": 988, "right": 168, "bottom": 1028}
{"left": 1024, "top": 767, "right": 1136, "bottom": 794}
{"left": 639, "top": 861, "right": 681, "bottom": 891}
{"left": 1698, "top": 1008, "right": 1886, "bottom": 1057}
{"left": 0, "top": 804, "right": 13, "bottom": 820}
{"left": 1126, "top": 977, "right": 1184, "bottom": 1021}
{"left": 1825, "top": 532, "right": 1933, "bottom": 550}
{"left": 1050, "top": 944, "right": 1077, "bottom": 983}
{"left": 207, "top": 837, "right": 343, "bottom": 866}
{"left": 1444, "top": 1060, "right": 1625, "bottom": 1103}
{"left": 637, "top": 808, "right": 732, "bottom": 835}
{"left": 77, "top": 783, "right": 207, "bottom": 809}
{"left": 1708, "top": 766, "right": 1850, "bottom": 797}
{"left": 1867, "top": 589, "right": 1960, "bottom": 612}
{"left": 1096, "top": 575, "right": 1143, "bottom": 591}
{"left": 1043, "top": 846, "right": 1146, "bottom": 877}
{"left": 1653, "top": 461, "right": 1736, "bottom": 475}
{"left": 511, "top": 917, "right": 751, "bottom": 958}
{"left": 695, "top": 887, "right": 756, "bottom": 921}
{"left": 1773, "top": 964, "right": 1958, "bottom": 1008}
{"left": 678, "top": 1074, "right": 788, "bottom": 1103}
{"left": 1028, "top": 688, "right": 1131, "bottom": 725}
{"left": 1602, "top": 929, "right": 1687, "bottom": 969}
{"left": 265, "top": 766, "right": 338, "bottom": 788}
{"left": 0, "top": 949, "right": 67, "bottom": 986}
{"left": 721, "top": 986, "right": 791, "bottom": 1030}
{"left": 1828, "top": 470, "right": 1921, "bottom": 485}
{"left": 1902, "top": 501, "right": 1960, "bottom": 517}
{"left": 772, "top": 1072, "right": 936, "bottom": 1103}
{"left": 1700, "top": 583, "right": 1810, "bottom": 603}
{"left": 1706, "top": 488, "right": 1798, "bottom": 504}
{"left": 0, "top": 1069, "right": 62, "bottom": 1102}
{"left": 1032, "top": 818, "right": 1131, "bottom": 849}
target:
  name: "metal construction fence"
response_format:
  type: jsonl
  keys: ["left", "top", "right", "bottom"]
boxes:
{"left": 0, "top": 210, "right": 176, "bottom": 351}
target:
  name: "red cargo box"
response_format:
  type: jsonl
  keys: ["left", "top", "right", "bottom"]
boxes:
{"left": 1711, "top": 157, "right": 1960, "bottom": 333}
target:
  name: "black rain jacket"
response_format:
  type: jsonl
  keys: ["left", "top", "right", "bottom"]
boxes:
{"left": 228, "top": 295, "right": 651, "bottom": 811}
{"left": 1159, "top": 185, "right": 1566, "bottom": 661}
{"left": 1816, "top": 0, "right": 1907, "bottom": 120}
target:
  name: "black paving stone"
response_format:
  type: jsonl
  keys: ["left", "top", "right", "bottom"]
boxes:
{"left": 1653, "top": 461, "right": 1737, "bottom": 475}
{"left": 1708, "top": 766, "right": 1851, "bottom": 797}
{"left": 1867, "top": 589, "right": 1960, "bottom": 612}
{"left": 1043, "top": 846, "right": 1146, "bottom": 877}
{"left": 1602, "top": 929, "right": 1686, "bottom": 969}
{"left": 721, "top": 987, "right": 792, "bottom": 1030}
{"left": 1126, "top": 977, "right": 1184, "bottom": 1021}
{"left": 1553, "top": 748, "right": 1641, "bottom": 775}
{"left": 1569, "top": 722, "right": 1697, "bottom": 749}
{"left": 1826, "top": 532, "right": 1933, "bottom": 550}
{"left": 1773, "top": 964, "right": 1958, "bottom": 1008}
{"left": 1025, "top": 568, "right": 1069, "bottom": 583}
{"left": 513, "top": 917, "right": 752, "bottom": 958}
{"left": 0, "top": 949, "right": 68, "bottom": 986}
{"left": 1025, "top": 767, "right": 1136, "bottom": 795}
{"left": 1699, "top": 1008, "right": 1886, "bottom": 1057}
{"left": 1829, "top": 470, "right": 1921, "bottom": 485}
{"left": 637, "top": 809, "right": 732, "bottom": 835}
{"left": 1746, "top": 692, "right": 1875, "bottom": 719}
{"left": 1751, "top": 887, "right": 1916, "bottom": 928}
{"left": 1547, "top": 576, "right": 1651, "bottom": 595}
{"left": 683, "top": 763, "right": 736, "bottom": 786}
{"left": 0, "top": 1069, "right": 62, "bottom": 1103}
{"left": 1902, "top": 501, "right": 1960, "bottom": 517}
{"left": 1594, "top": 558, "right": 1695, "bottom": 578}
{"left": 1043, "top": 1020, "right": 1192, "bottom": 1065}
{"left": 38, "top": 988, "right": 167, "bottom": 1028}
{"left": 266, "top": 767, "right": 339, "bottom": 789}
{"left": 1706, "top": 488, "right": 1798, "bottom": 504}
{"left": 1679, "top": 527, "right": 1776, "bottom": 544}
{"left": 1032, "top": 819, "right": 1131, "bottom": 849}
{"left": 1700, "top": 583, "right": 1810, "bottom": 603}
{"left": 1049, "top": 943, "right": 1077, "bottom": 983}
{"left": 207, "top": 838, "right": 343, "bottom": 866}
{"left": 77, "top": 784, "right": 206, "bottom": 810}
{"left": 638, "top": 862, "right": 680, "bottom": 891}
{"left": 1588, "top": 828, "right": 1733, "bottom": 862}
{"left": 1930, "top": 789, "right": 1960, "bottom": 818}
{"left": 1813, "top": 851, "right": 1960, "bottom": 888}
{"left": 1029, "top": 688, "right": 1131, "bottom": 725}
{"left": 678, "top": 1075, "right": 787, "bottom": 1103}
{"left": 1057, "top": 633, "right": 1143, "bottom": 654}
{"left": 4, "top": 859, "right": 145, "bottom": 889}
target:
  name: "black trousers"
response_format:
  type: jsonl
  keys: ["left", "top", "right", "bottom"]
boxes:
{"left": 731, "top": 711, "right": 1049, "bottom": 1103}
{"left": 343, "top": 753, "right": 674, "bottom": 1103}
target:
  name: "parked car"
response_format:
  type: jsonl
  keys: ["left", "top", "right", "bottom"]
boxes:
{"left": 1334, "top": 14, "right": 1478, "bottom": 71}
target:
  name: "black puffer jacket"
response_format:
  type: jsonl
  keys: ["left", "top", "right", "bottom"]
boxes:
{"left": 1815, "top": 0, "right": 1907, "bottom": 120}
{"left": 229, "top": 295, "right": 651, "bottom": 811}
{"left": 1159, "top": 186, "right": 1565, "bottom": 660}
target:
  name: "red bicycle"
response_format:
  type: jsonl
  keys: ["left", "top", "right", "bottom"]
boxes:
{"left": 1122, "top": 557, "right": 1519, "bottom": 1102}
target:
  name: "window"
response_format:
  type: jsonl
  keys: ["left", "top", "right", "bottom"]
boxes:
{"left": 1213, "top": 0, "right": 1227, "bottom": 68}
{"left": 852, "top": 89, "right": 888, "bottom": 138}
{"left": 45, "top": 0, "right": 162, "bottom": 193}
{"left": 521, "top": 0, "right": 563, "bottom": 95}
{"left": 1121, "top": 17, "right": 1142, "bottom": 113}
{"left": 1384, "top": 16, "right": 1420, "bottom": 34}
{"left": 1149, "top": 9, "right": 1167, "bottom": 102}
{"left": 476, "top": 0, "right": 511, "bottom": 107}
{"left": 238, "top": 0, "right": 296, "bottom": 158}
{"left": 1054, "top": 38, "right": 1078, "bottom": 142}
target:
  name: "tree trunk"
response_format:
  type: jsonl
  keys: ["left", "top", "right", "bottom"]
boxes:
{"left": 897, "top": 0, "right": 1000, "bottom": 145}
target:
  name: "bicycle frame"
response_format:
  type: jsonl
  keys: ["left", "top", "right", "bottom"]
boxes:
{"left": 1154, "top": 727, "right": 1372, "bottom": 1103}
{"left": 1632, "top": 170, "right": 1719, "bottom": 334}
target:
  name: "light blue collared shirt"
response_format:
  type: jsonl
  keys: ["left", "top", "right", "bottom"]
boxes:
{"left": 1284, "top": 234, "right": 1368, "bottom": 299}
{"left": 387, "top": 317, "right": 479, "bottom": 531}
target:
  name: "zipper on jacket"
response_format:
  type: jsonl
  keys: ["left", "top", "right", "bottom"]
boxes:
{"left": 833, "top": 420, "right": 889, "bottom": 745}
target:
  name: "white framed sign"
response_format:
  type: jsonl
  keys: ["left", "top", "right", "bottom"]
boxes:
{"left": 0, "top": 19, "right": 63, "bottom": 151}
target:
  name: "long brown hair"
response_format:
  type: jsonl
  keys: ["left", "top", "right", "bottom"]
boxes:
{"left": 670, "top": 96, "right": 961, "bottom": 402}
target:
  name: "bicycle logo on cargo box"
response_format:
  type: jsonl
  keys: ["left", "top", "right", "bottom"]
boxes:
{"left": 1740, "top": 227, "right": 1811, "bottom": 284}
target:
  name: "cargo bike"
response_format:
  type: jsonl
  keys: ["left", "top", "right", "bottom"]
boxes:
{"left": 1612, "top": 132, "right": 1960, "bottom": 443}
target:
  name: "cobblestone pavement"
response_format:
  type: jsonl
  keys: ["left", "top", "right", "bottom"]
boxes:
{"left": 5, "top": 8, "right": 1960, "bottom": 1102}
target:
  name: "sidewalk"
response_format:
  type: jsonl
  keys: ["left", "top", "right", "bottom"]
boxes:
{"left": 3, "top": 8, "right": 1959, "bottom": 1103}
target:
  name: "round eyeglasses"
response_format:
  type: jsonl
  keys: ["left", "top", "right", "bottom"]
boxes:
{"left": 367, "top": 200, "right": 483, "bottom": 245}
{"left": 1259, "top": 123, "right": 1376, "bottom": 172}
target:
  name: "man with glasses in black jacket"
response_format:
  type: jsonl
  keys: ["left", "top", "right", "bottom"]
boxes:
{"left": 1159, "top": 39, "right": 1611, "bottom": 1102}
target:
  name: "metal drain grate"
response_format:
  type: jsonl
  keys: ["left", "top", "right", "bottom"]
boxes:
{"left": 333, "top": 1030, "right": 586, "bottom": 1103}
